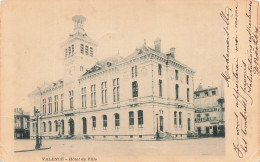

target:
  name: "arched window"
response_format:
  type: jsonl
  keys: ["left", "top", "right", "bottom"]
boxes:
{"left": 82, "top": 117, "right": 87, "bottom": 134}
{"left": 129, "top": 111, "right": 134, "bottom": 128}
{"left": 55, "top": 120, "right": 58, "bottom": 132}
{"left": 43, "top": 122, "right": 46, "bottom": 132}
{"left": 115, "top": 113, "right": 120, "bottom": 129}
{"left": 48, "top": 121, "right": 52, "bottom": 132}
{"left": 174, "top": 111, "right": 177, "bottom": 128}
{"left": 103, "top": 115, "right": 107, "bottom": 129}
{"left": 92, "top": 116, "right": 96, "bottom": 130}
{"left": 138, "top": 110, "right": 143, "bottom": 128}
{"left": 179, "top": 112, "right": 182, "bottom": 128}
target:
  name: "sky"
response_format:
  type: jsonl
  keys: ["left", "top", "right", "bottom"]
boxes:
{"left": 1, "top": 0, "right": 225, "bottom": 114}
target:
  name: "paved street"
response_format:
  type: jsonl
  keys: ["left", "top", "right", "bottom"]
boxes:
{"left": 14, "top": 138, "right": 225, "bottom": 162}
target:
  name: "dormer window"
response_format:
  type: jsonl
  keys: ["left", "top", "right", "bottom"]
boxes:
{"left": 107, "top": 62, "right": 112, "bottom": 67}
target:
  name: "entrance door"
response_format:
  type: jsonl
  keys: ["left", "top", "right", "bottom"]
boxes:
{"left": 213, "top": 125, "right": 218, "bottom": 136}
{"left": 198, "top": 127, "right": 201, "bottom": 135}
{"left": 159, "top": 116, "right": 163, "bottom": 131}
{"left": 69, "top": 119, "right": 74, "bottom": 135}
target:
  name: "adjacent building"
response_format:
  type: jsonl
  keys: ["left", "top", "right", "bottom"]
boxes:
{"left": 194, "top": 83, "right": 225, "bottom": 137}
{"left": 14, "top": 108, "right": 30, "bottom": 139}
{"left": 29, "top": 15, "right": 196, "bottom": 140}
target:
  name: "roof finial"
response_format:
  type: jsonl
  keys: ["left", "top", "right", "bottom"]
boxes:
{"left": 117, "top": 50, "right": 120, "bottom": 55}
{"left": 144, "top": 39, "right": 146, "bottom": 45}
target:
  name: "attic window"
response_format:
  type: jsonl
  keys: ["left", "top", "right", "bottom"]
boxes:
{"left": 137, "top": 49, "right": 143, "bottom": 54}
{"left": 107, "top": 62, "right": 112, "bottom": 67}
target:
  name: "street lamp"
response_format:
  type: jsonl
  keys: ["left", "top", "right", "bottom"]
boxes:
{"left": 34, "top": 106, "right": 42, "bottom": 149}
{"left": 156, "top": 113, "right": 159, "bottom": 140}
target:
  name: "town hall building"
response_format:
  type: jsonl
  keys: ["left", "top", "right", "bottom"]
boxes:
{"left": 29, "top": 15, "right": 196, "bottom": 140}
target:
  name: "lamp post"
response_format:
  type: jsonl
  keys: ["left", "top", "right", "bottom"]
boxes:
{"left": 156, "top": 113, "right": 159, "bottom": 140}
{"left": 34, "top": 106, "right": 41, "bottom": 149}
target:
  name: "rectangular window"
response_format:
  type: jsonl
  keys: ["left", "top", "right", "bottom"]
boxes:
{"left": 115, "top": 113, "right": 120, "bottom": 129}
{"left": 113, "top": 78, "right": 120, "bottom": 102}
{"left": 158, "top": 64, "right": 162, "bottom": 76}
{"left": 91, "top": 84, "right": 96, "bottom": 106}
{"left": 101, "top": 81, "right": 107, "bottom": 104}
{"left": 174, "top": 111, "right": 177, "bottom": 128}
{"left": 92, "top": 116, "right": 96, "bottom": 129}
{"left": 54, "top": 95, "right": 58, "bottom": 113}
{"left": 90, "top": 47, "right": 93, "bottom": 56}
{"left": 132, "top": 66, "right": 134, "bottom": 78}
{"left": 205, "top": 92, "right": 209, "bottom": 96}
{"left": 197, "top": 114, "right": 201, "bottom": 121}
{"left": 131, "top": 66, "right": 138, "bottom": 78}
{"left": 212, "top": 91, "right": 216, "bottom": 95}
{"left": 175, "top": 70, "right": 179, "bottom": 80}
{"left": 179, "top": 112, "right": 182, "bottom": 128}
{"left": 138, "top": 110, "right": 143, "bottom": 127}
{"left": 85, "top": 45, "right": 89, "bottom": 55}
{"left": 61, "top": 94, "right": 64, "bottom": 112}
{"left": 135, "top": 65, "right": 138, "bottom": 77}
{"left": 80, "top": 66, "right": 84, "bottom": 72}
{"left": 80, "top": 44, "right": 84, "bottom": 54}
{"left": 69, "top": 90, "right": 74, "bottom": 109}
{"left": 186, "top": 75, "right": 189, "bottom": 84}
{"left": 159, "top": 80, "right": 162, "bottom": 97}
{"left": 82, "top": 87, "right": 86, "bottom": 108}
{"left": 187, "top": 88, "right": 190, "bottom": 102}
{"left": 129, "top": 111, "right": 134, "bottom": 128}
{"left": 132, "top": 81, "right": 138, "bottom": 98}
{"left": 175, "top": 84, "right": 179, "bottom": 99}
{"left": 42, "top": 99, "right": 46, "bottom": 115}
{"left": 65, "top": 48, "right": 68, "bottom": 58}
{"left": 48, "top": 97, "right": 52, "bottom": 114}
{"left": 205, "top": 113, "right": 209, "bottom": 121}
{"left": 72, "top": 44, "right": 74, "bottom": 55}
{"left": 103, "top": 115, "right": 107, "bottom": 129}
{"left": 68, "top": 47, "right": 71, "bottom": 56}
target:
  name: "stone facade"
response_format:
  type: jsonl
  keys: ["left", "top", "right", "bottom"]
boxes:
{"left": 29, "top": 15, "right": 196, "bottom": 140}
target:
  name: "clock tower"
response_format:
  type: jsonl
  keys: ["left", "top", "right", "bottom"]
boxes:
{"left": 62, "top": 15, "right": 98, "bottom": 84}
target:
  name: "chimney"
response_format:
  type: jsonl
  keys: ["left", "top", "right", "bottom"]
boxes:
{"left": 170, "top": 48, "right": 175, "bottom": 58}
{"left": 154, "top": 38, "right": 161, "bottom": 52}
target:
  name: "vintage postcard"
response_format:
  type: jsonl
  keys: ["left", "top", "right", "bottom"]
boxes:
{"left": 0, "top": 0, "right": 259, "bottom": 161}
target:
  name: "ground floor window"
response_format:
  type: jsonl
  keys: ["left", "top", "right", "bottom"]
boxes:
{"left": 129, "top": 111, "right": 134, "bottom": 128}
{"left": 115, "top": 113, "right": 120, "bottom": 129}
{"left": 138, "top": 110, "right": 143, "bottom": 128}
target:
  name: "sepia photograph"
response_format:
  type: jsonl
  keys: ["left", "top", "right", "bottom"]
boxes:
{"left": 0, "top": 0, "right": 259, "bottom": 162}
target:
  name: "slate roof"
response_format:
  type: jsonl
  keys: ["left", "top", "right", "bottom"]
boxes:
{"left": 82, "top": 55, "right": 123, "bottom": 76}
